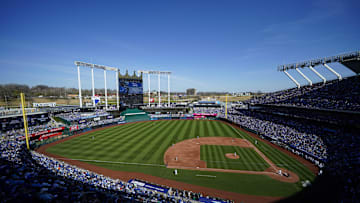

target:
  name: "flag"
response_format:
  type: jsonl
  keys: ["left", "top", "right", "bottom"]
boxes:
{"left": 93, "top": 96, "right": 100, "bottom": 105}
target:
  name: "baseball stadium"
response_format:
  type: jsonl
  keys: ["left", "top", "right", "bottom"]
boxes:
{"left": 1, "top": 50, "right": 360, "bottom": 203}
{"left": 1, "top": 2, "right": 360, "bottom": 202}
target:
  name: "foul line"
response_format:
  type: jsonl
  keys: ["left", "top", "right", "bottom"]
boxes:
{"left": 196, "top": 174, "right": 216, "bottom": 178}
{"left": 230, "top": 125, "right": 245, "bottom": 139}
{"left": 56, "top": 158, "right": 166, "bottom": 167}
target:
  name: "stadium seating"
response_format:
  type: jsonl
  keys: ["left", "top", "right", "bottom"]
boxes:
{"left": 249, "top": 76, "right": 360, "bottom": 111}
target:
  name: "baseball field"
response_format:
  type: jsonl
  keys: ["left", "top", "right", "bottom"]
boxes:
{"left": 42, "top": 120, "right": 316, "bottom": 200}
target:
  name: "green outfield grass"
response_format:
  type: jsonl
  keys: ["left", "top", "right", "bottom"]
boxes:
{"left": 46, "top": 120, "right": 316, "bottom": 197}
{"left": 201, "top": 145, "right": 270, "bottom": 171}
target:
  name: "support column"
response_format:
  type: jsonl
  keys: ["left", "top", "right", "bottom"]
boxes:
{"left": 284, "top": 70, "right": 301, "bottom": 88}
{"left": 77, "top": 65, "right": 82, "bottom": 108}
{"left": 158, "top": 73, "right": 161, "bottom": 106}
{"left": 225, "top": 94, "right": 228, "bottom": 119}
{"left": 309, "top": 65, "right": 326, "bottom": 84}
{"left": 168, "top": 74, "right": 170, "bottom": 106}
{"left": 296, "top": 68, "right": 313, "bottom": 86}
{"left": 324, "top": 63, "right": 342, "bottom": 80}
{"left": 104, "top": 69, "right": 108, "bottom": 110}
{"left": 148, "top": 73, "right": 151, "bottom": 107}
{"left": 116, "top": 70, "right": 119, "bottom": 110}
{"left": 91, "top": 67, "right": 95, "bottom": 107}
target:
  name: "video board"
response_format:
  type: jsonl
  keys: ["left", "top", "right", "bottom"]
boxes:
{"left": 119, "top": 80, "right": 143, "bottom": 95}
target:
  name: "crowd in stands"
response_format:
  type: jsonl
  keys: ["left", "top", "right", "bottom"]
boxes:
{"left": 1, "top": 122, "right": 64, "bottom": 138}
{"left": 75, "top": 118, "right": 122, "bottom": 130}
{"left": 251, "top": 106, "right": 359, "bottom": 126}
{"left": 57, "top": 109, "right": 109, "bottom": 122}
{"left": 221, "top": 109, "right": 328, "bottom": 161}
{"left": 192, "top": 107, "right": 222, "bottom": 114}
{"left": 249, "top": 76, "right": 360, "bottom": 111}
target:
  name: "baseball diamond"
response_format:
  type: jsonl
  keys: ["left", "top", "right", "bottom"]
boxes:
{"left": 38, "top": 120, "right": 316, "bottom": 201}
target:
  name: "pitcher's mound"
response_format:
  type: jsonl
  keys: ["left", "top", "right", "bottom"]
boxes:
{"left": 225, "top": 153, "right": 239, "bottom": 159}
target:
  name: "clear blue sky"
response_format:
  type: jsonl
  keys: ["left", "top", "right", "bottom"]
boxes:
{"left": 0, "top": 0, "right": 359, "bottom": 93}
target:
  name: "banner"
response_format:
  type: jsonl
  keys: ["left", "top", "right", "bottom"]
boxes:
{"left": 29, "top": 127, "right": 65, "bottom": 137}
{"left": 128, "top": 179, "right": 168, "bottom": 193}
{"left": 193, "top": 113, "right": 217, "bottom": 117}
{"left": 20, "top": 127, "right": 65, "bottom": 140}
{"left": 38, "top": 132, "right": 62, "bottom": 141}
{"left": 69, "top": 125, "right": 79, "bottom": 131}
{"left": 199, "top": 197, "right": 227, "bottom": 203}
{"left": 33, "top": 102, "right": 56, "bottom": 107}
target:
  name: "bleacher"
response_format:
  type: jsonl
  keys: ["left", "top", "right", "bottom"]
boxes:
{"left": 249, "top": 75, "right": 360, "bottom": 112}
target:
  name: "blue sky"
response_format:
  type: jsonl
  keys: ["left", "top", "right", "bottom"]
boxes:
{"left": 0, "top": 0, "right": 359, "bottom": 93}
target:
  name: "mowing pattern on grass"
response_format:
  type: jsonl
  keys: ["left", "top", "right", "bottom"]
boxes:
{"left": 45, "top": 120, "right": 316, "bottom": 197}
{"left": 200, "top": 145, "right": 269, "bottom": 171}
{"left": 226, "top": 124, "right": 316, "bottom": 183}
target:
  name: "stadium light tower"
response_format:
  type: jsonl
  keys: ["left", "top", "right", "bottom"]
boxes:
{"left": 104, "top": 69, "right": 108, "bottom": 109}
{"left": 158, "top": 73, "right": 161, "bottom": 106}
{"left": 168, "top": 74, "right": 170, "bottom": 105}
{"left": 91, "top": 65, "right": 95, "bottom": 106}
{"left": 138, "top": 70, "right": 172, "bottom": 107}
{"left": 74, "top": 61, "right": 119, "bottom": 110}
{"left": 77, "top": 64, "right": 83, "bottom": 107}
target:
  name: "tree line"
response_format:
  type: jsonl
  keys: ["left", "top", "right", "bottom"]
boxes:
{"left": 0, "top": 84, "right": 118, "bottom": 99}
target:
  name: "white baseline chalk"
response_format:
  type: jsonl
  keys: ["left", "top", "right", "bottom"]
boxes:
{"left": 196, "top": 174, "right": 216, "bottom": 178}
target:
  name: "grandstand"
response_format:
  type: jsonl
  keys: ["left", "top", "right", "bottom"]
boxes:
{"left": 249, "top": 75, "right": 360, "bottom": 111}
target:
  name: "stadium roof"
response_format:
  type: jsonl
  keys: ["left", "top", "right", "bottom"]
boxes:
{"left": 278, "top": 51, "right": 360, "bottom": 73}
